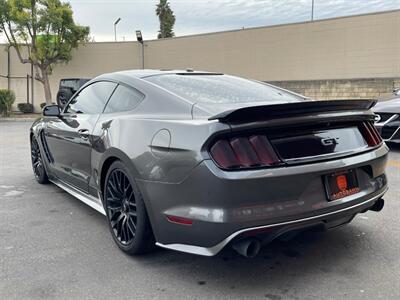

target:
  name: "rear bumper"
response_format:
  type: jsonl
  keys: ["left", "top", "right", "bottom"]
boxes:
{"left": 138, "top": 144, "right": 389, "bottom": 256}
{"left": 156, "top": 188, "right": 387, "bottom": 256}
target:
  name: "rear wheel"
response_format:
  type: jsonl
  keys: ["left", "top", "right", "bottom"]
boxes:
{"left": 31, "top": 136, "right": 49, "bottom": 184}
{"left": 104, "top": 161, "right": 155, "bottom": 255}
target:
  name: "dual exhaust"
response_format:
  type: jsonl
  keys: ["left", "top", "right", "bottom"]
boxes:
{"left": 232, "top": 198, "right": 385, "bottom": 258}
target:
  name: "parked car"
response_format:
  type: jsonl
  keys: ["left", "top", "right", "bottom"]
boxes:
{"left": 56, "top": 78, "right": 91, "bottom": 108}
{"left": 373, "top": 90, "right": 400, "bottom": 144}
{"left": 30, "top": 70, "right": 388, "bottom": 258}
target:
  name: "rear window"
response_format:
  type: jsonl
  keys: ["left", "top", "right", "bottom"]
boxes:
{"left": 104, "top": 84, "right": 144, "bottom": 113}
{"left": 61, "top": 79, "right": 80, "bottom": 90}
{"left": 145, "top": 74, "right": 300, "bottom": 104}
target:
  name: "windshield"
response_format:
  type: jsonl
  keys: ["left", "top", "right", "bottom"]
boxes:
{"left": 145, "top": 74, "right": 301, "bottom": 104}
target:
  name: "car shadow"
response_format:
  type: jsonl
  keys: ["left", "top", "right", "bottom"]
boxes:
{"left": 131, "top": 223, "right": 369, "bottom": 295}
{"left": 387, "top": 142, "right": 400, "bottom": 152}
{"left": 50, "top": 183, "right": 375, "bottom": 297}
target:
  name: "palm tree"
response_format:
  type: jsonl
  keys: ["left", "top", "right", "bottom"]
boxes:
{"left": 156, "top": 0, "right": 175, "bottom": 39}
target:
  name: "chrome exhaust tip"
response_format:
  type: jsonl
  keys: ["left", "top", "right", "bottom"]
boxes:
{"left": 369, "top": 198, "right": 385, "bottom": 212}
{"left": 232, "top": 238, "right": 261, "bottom": 258}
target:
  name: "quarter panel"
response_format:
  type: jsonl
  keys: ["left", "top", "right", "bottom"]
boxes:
{"left": 92, "top": 115, "right": 229, "bottom": 184}
{"left": 91, "top": 113, "right": 230, "bottom": 231}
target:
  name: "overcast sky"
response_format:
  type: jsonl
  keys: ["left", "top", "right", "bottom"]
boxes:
{"left": 1, "top": 0, "right": 400, "bottom": 42}
{"left": 67, "top": 0, "right": 400, "bottom": 42}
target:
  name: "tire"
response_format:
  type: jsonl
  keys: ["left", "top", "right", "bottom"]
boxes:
{"left": 56, "top": 88, "right": 73, "bottom": 108}
{"left": 104, "top": 161, "right": 155, "bottom": 255}
{"left": 31, "top": 136, "right": 49, "bottom": 184}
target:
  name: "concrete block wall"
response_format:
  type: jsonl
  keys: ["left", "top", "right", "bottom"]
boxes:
{"left": 270, "top": 78, "right": 400, "bottom": 100}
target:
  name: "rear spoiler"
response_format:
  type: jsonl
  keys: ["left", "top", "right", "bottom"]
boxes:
{"left": 208, "top": 99, "right": 377, "bottom": 122}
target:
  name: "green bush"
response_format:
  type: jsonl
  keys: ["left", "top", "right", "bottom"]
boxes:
{"left": 17, "top": 103, "right": 34, "bottom": 114}
{"left": 0, "top": 89, "right": 16, "bottom": 117}
{"left": 40, "top": 102, "right": 46, "bottom": 109}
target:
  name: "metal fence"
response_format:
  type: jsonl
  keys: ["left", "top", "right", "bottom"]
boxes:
{"left": 0, "top": 74, "right": 34, "bottom": 107}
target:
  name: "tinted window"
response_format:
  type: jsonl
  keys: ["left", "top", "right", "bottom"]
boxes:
{"left": 145, "top": 74, "right": 300, "bottom": 104}
{"left": 104, "top": 85, "right": 144, "bottom": 113}
{"left": 65, "top": 81, "right": 117, "bottom": 114}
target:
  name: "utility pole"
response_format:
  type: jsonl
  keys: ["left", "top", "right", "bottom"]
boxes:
{"left": 136, "top": 30, "right": 144, "bottom": 69}
{"left": 311, "top": 0, "right": 315, "bottom": 21}
{"left": 114, "top": 18, "right": 121, "bottom": 41}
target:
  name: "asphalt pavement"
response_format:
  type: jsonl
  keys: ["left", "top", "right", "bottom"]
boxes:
{"left": 0, "top": 121, "right": 399, "bottom": 300}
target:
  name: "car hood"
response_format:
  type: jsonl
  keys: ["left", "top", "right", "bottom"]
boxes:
{"left": 373, "top": 98, "right": 400, "bottom": 113}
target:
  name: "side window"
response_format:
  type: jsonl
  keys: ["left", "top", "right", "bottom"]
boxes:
{"left": 104, "top": 85, "right": 144, "bottom": 114}
{"left": 65, "top": 81, "right": 117, "bottom": 114}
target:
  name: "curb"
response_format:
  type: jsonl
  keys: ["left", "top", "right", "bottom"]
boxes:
{"left": 0, "top": 118, "right": 38, "bottom": 122}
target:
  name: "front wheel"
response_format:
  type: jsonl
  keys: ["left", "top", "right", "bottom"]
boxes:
{"left": 31, "top": 136, "right": 49, "bottom": 184}
{"left": 104, "top": 161, "right": 155, "bottom": 255}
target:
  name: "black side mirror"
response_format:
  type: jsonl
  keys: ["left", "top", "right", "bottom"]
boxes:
{"left": 43, "top": 104, "right": 60, "bottom": 117}
{"left": 57, "top": 88, "right": 74, "bottom": 109}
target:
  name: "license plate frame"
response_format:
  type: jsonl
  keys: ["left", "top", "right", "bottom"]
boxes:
{"left": 324, "top": 169, "right": 360, "bottom": 201}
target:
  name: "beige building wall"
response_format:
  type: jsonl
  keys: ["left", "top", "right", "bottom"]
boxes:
{"left": 0, "top": 42, "right": 142, "bottom": 109}
{"left": 0, "top": 10, "right": 399, "bottom": 111}
{"left": 145, "top": 10, "right": 400, "bottom": 81}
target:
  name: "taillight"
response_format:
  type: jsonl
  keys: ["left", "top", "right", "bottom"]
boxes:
{"left": 360, "top": 122, "right": 382, "bottom": 146}
{"left": 166, "top": 215, "right": 193, "bottom": 225}
{"left": 209, "top": 134, "right": 280, "bottom": 170}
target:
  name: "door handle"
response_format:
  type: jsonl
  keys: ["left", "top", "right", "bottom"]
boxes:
{"left": 78, "top": 129, "right": 90, "bottom": 139}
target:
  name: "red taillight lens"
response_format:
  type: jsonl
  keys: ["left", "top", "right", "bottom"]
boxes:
{"left": 248, "top": 135, "right": 279, "bottom": 165}
{"left": 361, "top": 122, "right": 382, "bottom": 147}
{"left": 229, "top": 137, "right": 260, "bottom": 167}
{"left": 368, "top": 122, "right": 383, "bottom": 145}
{"left": 209, "top": 134, "right": 280, "bottom": 170}
{"left": 210, "top": 140, "right": 240, "bottom": 169}
{"left": 166, "top": 215, "right": 193, "bottom": 225}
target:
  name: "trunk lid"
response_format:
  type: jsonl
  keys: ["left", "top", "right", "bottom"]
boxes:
{"left": 203, "top": 99, "right": 381, "bottom": 167}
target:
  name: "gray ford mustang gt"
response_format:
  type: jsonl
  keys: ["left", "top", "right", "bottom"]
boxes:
{"left": 30, "top": 70, "right": 388, "bottom": 258}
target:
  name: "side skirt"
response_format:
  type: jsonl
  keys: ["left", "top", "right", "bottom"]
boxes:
{"left": 50, "top": 179, "right": 106, "bottom": 215}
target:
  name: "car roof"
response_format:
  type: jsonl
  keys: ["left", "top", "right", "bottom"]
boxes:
{"left": 61, "top": 78, "right": 92, "bottom": 81}
{"left": 91, "top": 69, "right": 309, "bottom": 102}
{"left": 99, "top": 69, "right": 223, "bottom": 80}
{"left": 374, "top": 96, "right": 400, "bottom": 112}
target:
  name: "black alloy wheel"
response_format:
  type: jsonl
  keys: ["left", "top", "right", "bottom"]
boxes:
{"left": 31, "top": 136, "right": 48, "bottom": 184}
{"left": 105, "top": 169, "right": 137, "bottom": 245}
{"left": 104, "top": 161, "right": 155, "bottom": 255}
